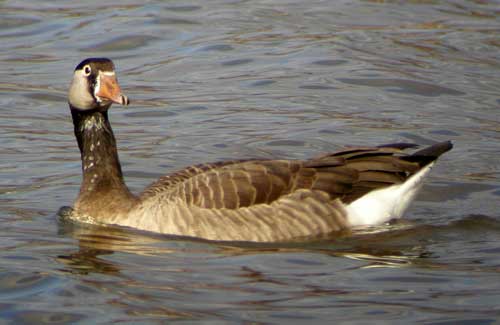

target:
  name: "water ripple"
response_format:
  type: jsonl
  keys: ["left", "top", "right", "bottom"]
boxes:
{"left": 337, "top": 78, "right": 465, "bottom": 97}
{"left": 82, "top": 35, "right": 160, "bottom": 52}
{"left": 0, "top": 0, "right": 499, "bottom": 323}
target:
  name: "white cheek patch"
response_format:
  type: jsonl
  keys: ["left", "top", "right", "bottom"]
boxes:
{"left": 68, "top": 70, "right": 95, "bottom": 110}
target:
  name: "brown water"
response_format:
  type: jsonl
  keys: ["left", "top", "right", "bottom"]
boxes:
{"left": 1, "top": 0, "right": 500, "bottom": 323}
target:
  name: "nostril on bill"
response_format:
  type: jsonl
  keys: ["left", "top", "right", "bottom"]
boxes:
{"left": 121, "top": 95, "right": 130, "bottom": 106}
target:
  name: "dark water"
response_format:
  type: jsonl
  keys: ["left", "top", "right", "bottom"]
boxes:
{"left": 1, "top": 0, "right": 500, "bottom": 323}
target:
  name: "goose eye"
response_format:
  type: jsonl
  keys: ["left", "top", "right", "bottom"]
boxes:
{"left": 83, "top": 65, "right": 91, "bottom": 76}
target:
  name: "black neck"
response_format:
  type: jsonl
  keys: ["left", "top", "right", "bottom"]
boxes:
{"left": 71, "top": 107, "right": 131, "bottom": 198}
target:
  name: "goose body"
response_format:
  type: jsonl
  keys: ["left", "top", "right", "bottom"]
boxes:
{"left": 68, "top": 58, "right": 453, "bottom": 242}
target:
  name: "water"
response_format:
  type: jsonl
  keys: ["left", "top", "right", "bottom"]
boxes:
{"left": 1, "top": 0, "right": 499, "bottom": 323}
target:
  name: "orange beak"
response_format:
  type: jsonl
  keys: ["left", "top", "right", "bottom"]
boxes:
{"left": 95, "top": 72, "right": 130, "bottom": 106}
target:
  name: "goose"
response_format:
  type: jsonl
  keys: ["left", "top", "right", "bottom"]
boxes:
{"left": 67, "top": 57, "right": 453, "bottom": 242}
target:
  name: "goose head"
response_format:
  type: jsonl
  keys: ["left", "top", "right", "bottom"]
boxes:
{"left": 68, "top": 58, "right": 129, "bottom": 111}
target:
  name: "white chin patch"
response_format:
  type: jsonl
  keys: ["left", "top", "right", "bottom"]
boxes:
{"left": 94, "top": 74, "right": 102, "bottom": 103}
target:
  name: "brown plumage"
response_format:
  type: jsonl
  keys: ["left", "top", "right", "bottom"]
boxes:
{"left": 142, "top": 147, "right": 409, "bottom": 208}
{"left": 67, "top": 58, "right": 453, "bottom": 242}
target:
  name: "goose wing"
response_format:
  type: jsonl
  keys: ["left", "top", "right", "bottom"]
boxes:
{"left": 140, "top": 143, "right": 427, "bottom": 210}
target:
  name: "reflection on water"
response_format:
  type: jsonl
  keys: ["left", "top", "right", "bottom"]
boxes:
{"left": 1, "top": 0, "right": 500, "bottom": 323}
{"left": 47, "top": 214, "right": 500, "bottom": 323}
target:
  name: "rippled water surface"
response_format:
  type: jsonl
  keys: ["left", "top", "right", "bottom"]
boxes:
{"left": 1, "top": 0, "right": 500, "bottom": 323}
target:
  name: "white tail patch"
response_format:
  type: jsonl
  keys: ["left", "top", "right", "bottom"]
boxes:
{"left": 346, "top": 162, "right": 435, "bottom": 227}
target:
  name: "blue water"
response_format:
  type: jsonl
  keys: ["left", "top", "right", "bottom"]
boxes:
{"left": 1, "top": 0, "right": 499, "bottom": 323}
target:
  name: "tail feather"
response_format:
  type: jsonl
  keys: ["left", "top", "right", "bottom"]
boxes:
{"left": 345, "top": 140, "right": 453, "bottom": 227}
{"left": 345, "top": 163, "right": 435, "bottom": 227}
{"left": 403, "top": 140, "right": 453, "bottom": 166}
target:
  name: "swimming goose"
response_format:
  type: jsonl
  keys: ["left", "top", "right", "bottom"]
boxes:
{"left": 67, "top": 58, "right": 452, "bottom": 242}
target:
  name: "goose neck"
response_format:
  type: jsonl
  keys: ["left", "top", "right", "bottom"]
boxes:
{"left": 71, "top": 107, "right": 137, "bottom": 219}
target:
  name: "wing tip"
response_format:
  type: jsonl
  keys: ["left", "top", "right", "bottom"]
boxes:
{"left": 403, "top": 140, "right": 453, "bottom": 166}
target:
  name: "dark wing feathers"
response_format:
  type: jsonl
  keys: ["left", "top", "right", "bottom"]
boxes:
{"left": 402, "top": 140, "right": 453, "bottom": 165}
{"left": 376, "top": 142, "right": 419, "bottom": 150}
{"left": 141, "top": 141, "right": 452, "bottom": 210}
